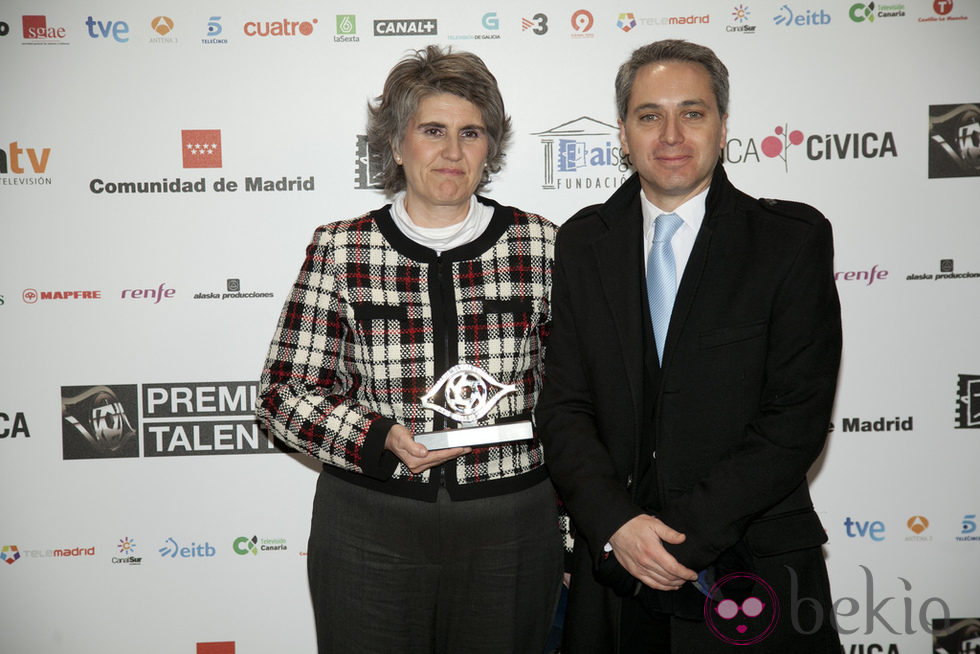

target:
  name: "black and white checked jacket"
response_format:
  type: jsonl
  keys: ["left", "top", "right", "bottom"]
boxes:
{"left": 258, "top": 198, "right": 557, "bottom": 503}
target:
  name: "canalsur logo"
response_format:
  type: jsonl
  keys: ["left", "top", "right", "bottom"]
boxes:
{"left": 532, "top": 117, "right": 629, "bottom": 191}
{"left": 113, "top": 537, "right": 142, "bottom": 565}
{"left": 725, "top": 122, "right": 897, "bottom": 171}
{"left": 728, "top": 4, "right": 758, "bottom": 33}
{"left": 335, "top": 15, "right": 359, "bottom": 42}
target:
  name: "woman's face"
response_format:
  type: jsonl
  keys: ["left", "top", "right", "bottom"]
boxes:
{"left": 394, "top": 93, "right": 489, "bottom": 225}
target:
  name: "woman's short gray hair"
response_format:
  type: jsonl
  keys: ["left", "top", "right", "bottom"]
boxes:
{"left": 367, "top": 45, "right": 511, "bottom": 194}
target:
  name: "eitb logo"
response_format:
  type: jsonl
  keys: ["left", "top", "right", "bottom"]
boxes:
{"left": 957, "top": 375, "right": 980, "bottom": 428}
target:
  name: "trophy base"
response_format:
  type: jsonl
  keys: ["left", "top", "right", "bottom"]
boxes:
{"left": 414, "top": 421, "right": 532, "bottom": 450}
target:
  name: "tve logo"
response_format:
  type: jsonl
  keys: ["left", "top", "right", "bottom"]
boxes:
{"left": 844, "top": 517, "right": 885, "bottom": 541}
{"left": 85, "top": 16, "right": 129, "bottom": 42}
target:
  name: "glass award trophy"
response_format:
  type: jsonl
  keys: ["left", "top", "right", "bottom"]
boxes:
{"left": 413, "top": 364, "right": 533, "bottom": 450}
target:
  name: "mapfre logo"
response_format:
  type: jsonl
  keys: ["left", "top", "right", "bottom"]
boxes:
{"left": 182, "top": 130, "right": 222, "bottom": 168}
{"left": 243, "top": 18, "right": 317, "bottom": 37}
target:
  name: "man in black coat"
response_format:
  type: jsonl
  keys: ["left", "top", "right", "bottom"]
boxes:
{"left": 536, "top": 40, "right": 843, "bottom": 653}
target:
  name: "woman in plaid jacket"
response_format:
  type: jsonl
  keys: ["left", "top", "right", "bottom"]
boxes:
{"left": 257, "top": 46, "right": 564, "bottom": 653}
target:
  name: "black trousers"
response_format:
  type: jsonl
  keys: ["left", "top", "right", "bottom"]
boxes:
{"left": 307, "top": 471, "right": 564, "bottom": 654}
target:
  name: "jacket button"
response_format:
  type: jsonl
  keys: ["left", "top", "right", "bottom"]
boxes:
{"left": 626, "top": 474, "right": 633, "bottom": 489}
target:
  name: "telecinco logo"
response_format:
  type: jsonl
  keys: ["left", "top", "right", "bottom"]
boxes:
{"left": 243, "top": 18, "right": 317, "bottom": 37}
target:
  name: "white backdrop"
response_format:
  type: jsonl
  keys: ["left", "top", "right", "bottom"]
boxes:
{"left": 2, "top": 1, "right": 979, "bottom": 652}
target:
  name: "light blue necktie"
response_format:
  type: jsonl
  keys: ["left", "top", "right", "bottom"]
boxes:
{"left": 646, "top": 213, "right": 684, "bottom": 363}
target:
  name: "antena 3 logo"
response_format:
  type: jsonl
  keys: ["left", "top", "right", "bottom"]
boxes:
{"left": 244, "top": 18, "right": 318, "bottom": 37}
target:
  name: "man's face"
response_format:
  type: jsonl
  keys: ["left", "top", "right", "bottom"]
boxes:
{"left": 619, "top": 60, "right": 727, "bottom": 212}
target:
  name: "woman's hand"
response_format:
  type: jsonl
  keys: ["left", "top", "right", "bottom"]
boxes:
{"left": 384, "top": 424, "right": 471, "bottom": 474}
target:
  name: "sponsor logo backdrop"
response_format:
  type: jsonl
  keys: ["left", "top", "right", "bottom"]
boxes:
{"left": 1, "top": 1, "right": 977, "bottom": 652}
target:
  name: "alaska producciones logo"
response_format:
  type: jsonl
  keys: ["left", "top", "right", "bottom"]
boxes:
{"left": 704, "top": 572, "right": 780, "bottom": 645}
